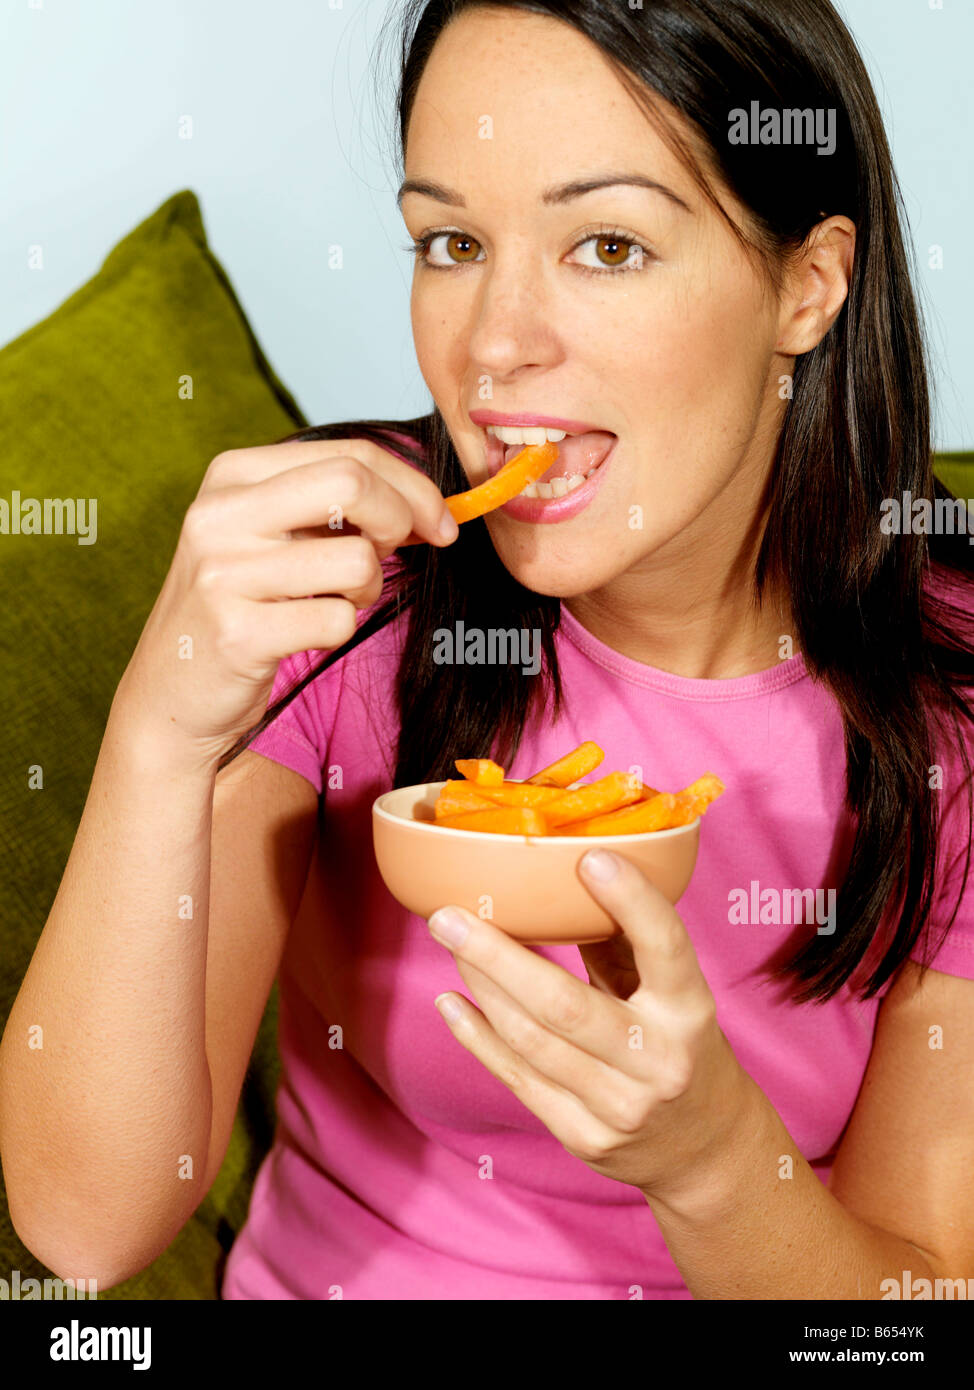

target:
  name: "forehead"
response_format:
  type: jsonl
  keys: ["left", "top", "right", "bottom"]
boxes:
{"left": 404, "top": 7, "right": 687, "bottom": 191}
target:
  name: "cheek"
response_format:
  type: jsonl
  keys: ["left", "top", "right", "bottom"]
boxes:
{"left": 616, "top": 273, "right": 775, "bottom": 456}
{"left": 410, "top": 283, "right": 463, "bottom": 387}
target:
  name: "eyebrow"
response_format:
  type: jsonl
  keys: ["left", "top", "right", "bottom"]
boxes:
{"left": 396, "top": 172, "right": 693, "bottom": 214}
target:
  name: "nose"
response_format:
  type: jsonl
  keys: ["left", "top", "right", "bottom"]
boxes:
{"left": 465, "top": 252, "right": 561, "bottom": 377}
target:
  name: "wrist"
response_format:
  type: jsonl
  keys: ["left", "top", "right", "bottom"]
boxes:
{"left": 106, "top": 684, "right": 224, "bottom": 784}
{"left": 640, "top": 1047, "right": 772, "bottom": 1225}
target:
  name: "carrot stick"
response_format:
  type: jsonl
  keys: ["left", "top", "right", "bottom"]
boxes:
{"left": 434, "top": 783, "right": 498, "bottom": 817}
{"left": 664, "top": 793, "right": 708, "bottom": 828}
{"left": 543, "top": 772, "right": 643, "bottom": 827}
{"left": 444, "top": 442, "right": 558, "bottom": 523}
{"left": 525, "top": 741, "right": 605, "bottom": 787}
{"left": 435, "top": 806, "right": 550, "bottom": 835}
{"left": 677, "top": 773, "right": 725, "bottom": 807}
{"left": 473, "top": 781, "right": 570, "bottom": 808}
{"left": 454, "top": 758, "right": 505, "bottom": 786}
{"left": 557, "top": 793, "right": 677, "bottom": 835}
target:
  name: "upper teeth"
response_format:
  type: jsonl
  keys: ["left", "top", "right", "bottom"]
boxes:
{"left": 487, "top": 425, "right": 569, "bottom": 445}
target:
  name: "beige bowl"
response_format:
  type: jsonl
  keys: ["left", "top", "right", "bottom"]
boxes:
{"left": 372, "top": 780, "right": 700, "bottom": 944}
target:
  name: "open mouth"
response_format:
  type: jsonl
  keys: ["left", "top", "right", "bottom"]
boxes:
{"left": 485, "top": 426, "right": 617, "bottom": 499}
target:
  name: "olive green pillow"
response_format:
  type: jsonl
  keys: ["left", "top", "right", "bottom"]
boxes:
{"left": 0, "top": 189, "right": 306, "bottom": 1299}
{"left": 932, "top": 452, "right": 974, "bottom": 501}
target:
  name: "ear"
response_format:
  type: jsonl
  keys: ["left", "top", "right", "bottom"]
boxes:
{"left": 776, "top": 215, "right": 856, "bottom": 356}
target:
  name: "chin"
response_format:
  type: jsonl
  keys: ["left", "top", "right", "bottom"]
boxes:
{"left": 486, "top": 542, "right": 611, "bottom": 598}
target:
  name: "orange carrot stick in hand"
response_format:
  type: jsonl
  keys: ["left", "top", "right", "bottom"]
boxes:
{"left": 444, "top": 442, "right": 558, "bottom": 523}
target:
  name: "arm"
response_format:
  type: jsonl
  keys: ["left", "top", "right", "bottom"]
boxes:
{"left": 0, "top": 435, "right": 455, "bottom": 1288}
{"left": 423, "top": 851, "right": 974, "bottom": 1300}
{"left": 0, "top": 699, "right": 316, "bottom": 1288}
{"left": 0, "top": 701, "right": 219, "bottom": 1282}
{"left": 639, "top": 959, "right": 974, "bottom": 1299}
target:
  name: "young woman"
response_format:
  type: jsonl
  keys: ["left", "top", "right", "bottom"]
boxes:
{"left": 3, "top": 0, "right": 974, "bottom": 1301}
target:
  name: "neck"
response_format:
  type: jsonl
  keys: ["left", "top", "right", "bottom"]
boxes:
{"left": 563, "top": 492, "right": 795, "bottom": 681}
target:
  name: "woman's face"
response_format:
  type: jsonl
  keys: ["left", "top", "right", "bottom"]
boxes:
{"left": 400, "top": 7, "right": 795, "bottom": 599}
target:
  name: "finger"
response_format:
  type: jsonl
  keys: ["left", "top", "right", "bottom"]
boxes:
{"left": 453, "top": 958, "right": 648, "bottom": 1132}
{"left": 209, "top": 534, "right": 386, "bottom": 610}
{"left": 200, "top": 437, "right": 455, "bottom": 546}
{"left": 434, "top": 991, "right": 619, "bottom": 1154}
{"left": 216, "top": 593, "right": 361, "bottom": 667}
{"left": 209, "top": 456, "right": 424, "bottom": 551}
{"left": 577, "top": 851, "right": 708, "bottom": 1001}
{"left": 426, "top": 906, "right": 635, "bottom": 1072}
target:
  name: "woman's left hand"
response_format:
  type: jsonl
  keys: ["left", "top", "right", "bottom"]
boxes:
{"left": 427, "top": 847, "right": 750, "bottom": 1204}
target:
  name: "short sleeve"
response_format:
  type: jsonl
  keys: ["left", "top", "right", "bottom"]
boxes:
{"left": 908, "top": 707, "right": 974, "bottom": 980}
{"left": 247, "top": 647, "right": 336, "bottom": 795}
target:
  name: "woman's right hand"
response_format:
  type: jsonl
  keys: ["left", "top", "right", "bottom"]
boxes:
{"left": 113, "top": 437, "right": 459, "bottom": 762}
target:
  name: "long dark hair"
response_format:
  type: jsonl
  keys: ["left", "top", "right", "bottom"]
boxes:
{"left": 219, "top": 0, "right": 974, "bottom": 1005}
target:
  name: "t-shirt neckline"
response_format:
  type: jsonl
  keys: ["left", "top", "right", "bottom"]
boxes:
{"left": 557, "top": 601, "right": 808, "bottom": 702}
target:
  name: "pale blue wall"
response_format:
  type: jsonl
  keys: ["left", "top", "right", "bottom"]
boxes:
{"left": 2, "top": 0, "right": 971, "bottom": 447}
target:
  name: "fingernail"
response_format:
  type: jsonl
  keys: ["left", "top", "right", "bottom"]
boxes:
{"left": 428, "top": 907, "right": 469, "bottom": 947}
{"left": 437, "top": 510, "right": 460, "bottom": 543}
{"left": 582, "top": 849, "right": 619, "bottom": 881}
{"left": 435, "top": 992, "right": 462, "bottom": 1023}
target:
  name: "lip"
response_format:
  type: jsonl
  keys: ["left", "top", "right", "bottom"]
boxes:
{"left": 469, "top": 409, "right": 611, "bottom": 436}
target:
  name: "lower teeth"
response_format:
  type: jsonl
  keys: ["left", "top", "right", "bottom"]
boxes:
{"left": 519, "top": 469, "right": 597, "bottom": 500}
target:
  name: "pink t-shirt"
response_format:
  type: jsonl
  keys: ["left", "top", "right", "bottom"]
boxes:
{"left": 220, "top": 451, "right": 974, "bottom": 1301}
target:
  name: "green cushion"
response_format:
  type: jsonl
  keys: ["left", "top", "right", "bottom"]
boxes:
{"left": 0, "top": 190, "right": 306, "bottom": 1299}
{"left": 932, "top": 452, "right": 974, "bottom": 499}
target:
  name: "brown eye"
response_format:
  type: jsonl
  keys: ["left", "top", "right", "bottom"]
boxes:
{"left": 445, "top": 233, "right": 481, "bottom": 263}
{"left": 571, "top": 231, "right": 650, "bottom": 274}
{"left": 414, "top": 231, "right": 484, "bottom": 268}
{"left": 594, "top": 236, "right": 632, "bottom": 267}
{"left": 411, "top": 228, "right": 650, "bottom": 274}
